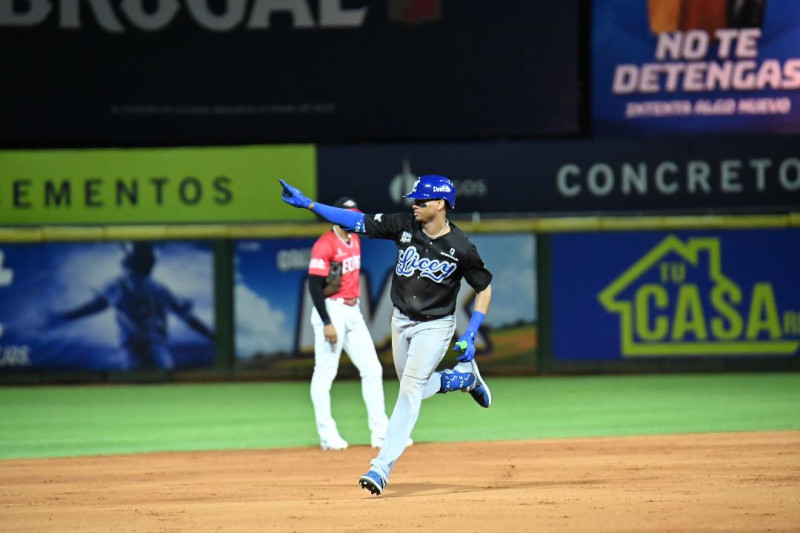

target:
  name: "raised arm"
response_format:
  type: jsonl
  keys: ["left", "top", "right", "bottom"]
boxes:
{"left": 47, "top": 296, "right": 109, "bottom": 327}
{"left": 280, "top": 179, "right": 365, "bottom": 232}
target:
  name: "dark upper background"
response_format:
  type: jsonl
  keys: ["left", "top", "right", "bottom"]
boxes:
{"left": 2, "top": 0, "right": 798, "bottom": 216}
{"left": 0, "top": 1, "right": 583, "bottom": 148}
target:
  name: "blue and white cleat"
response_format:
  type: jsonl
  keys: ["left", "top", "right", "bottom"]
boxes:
{"left": 359, "top": 470, "right": 386, "bottom": 495}
{"left": 439, "top": 369, "right": 476, "bottom": 393}
{"left": 468, "top": 359, "right": 491, "bottom": 408}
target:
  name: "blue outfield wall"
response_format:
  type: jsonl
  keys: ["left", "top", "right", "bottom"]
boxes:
{"left": 4, "top": 225, "right": 800, "bottom": 383}
{"left": 213, "top": 232, "right": 536, "bottom": 377}
{"left": 0, "top": 233, "right": 539, "bottom": 381}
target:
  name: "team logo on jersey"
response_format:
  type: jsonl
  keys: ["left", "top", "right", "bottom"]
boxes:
{"left": 396, "top": 246, "right": 457, "bottom": 283}
{"left": 374, "top": 214, "right": 384, "bottom": 222}
{"left": 400, "top": 231, "right": 412, "bottom": 243}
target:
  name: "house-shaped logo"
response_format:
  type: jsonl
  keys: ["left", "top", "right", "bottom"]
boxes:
{"left": 598, "top": 235, "right": 799, "bottom": 357}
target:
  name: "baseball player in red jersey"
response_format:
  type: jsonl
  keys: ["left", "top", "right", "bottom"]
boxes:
{"left": 307, "top": 197, "right": 391, "bottom": 450}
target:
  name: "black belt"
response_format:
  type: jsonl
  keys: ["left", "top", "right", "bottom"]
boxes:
{"left": 399, "top": 308, "right": 448, "bottom": 322}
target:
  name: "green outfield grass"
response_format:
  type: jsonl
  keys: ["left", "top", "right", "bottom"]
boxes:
{"left": 1, "top": 373, "right": 799, "bottom": 460}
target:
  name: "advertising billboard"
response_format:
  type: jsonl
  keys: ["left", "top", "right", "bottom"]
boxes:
{"left": 0, "top": 241, "right": 216, "bottom": 372}
{"left": 551, "top": 229, "right": 800, "bottom": 360}
{"left": 0, "top": 145, "right": 316, "bottom": 225}
{"left": 593, "top": 0, "right": 800, "bottom": 135}
{"left": 317, "top": 137, "right": 800, "bottom": 215}
{"left": 233, "top": 233, "right": 537, "bottom": 376}
{"left": 1, "top": 2, "right": 580, "bottom": 146}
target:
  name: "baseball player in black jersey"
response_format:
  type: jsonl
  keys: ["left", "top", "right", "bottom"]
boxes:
{"left": 280, "top": 175, "right": 492, "bottom": 496}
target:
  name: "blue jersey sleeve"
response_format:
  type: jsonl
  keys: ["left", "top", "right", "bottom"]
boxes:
{"left": 310, "top": 203, "right": 366, "bottom": 233}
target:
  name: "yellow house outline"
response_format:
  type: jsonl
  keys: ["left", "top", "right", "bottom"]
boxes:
{"left": 597, "top": 235, "right": 799, "bottom": 356}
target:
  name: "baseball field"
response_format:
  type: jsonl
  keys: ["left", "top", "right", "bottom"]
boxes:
{"left": 1, "top": 372, "right": 799, "bottom": 532}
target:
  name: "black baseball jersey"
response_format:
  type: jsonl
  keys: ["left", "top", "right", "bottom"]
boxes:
{"left": 362, "top": 213, "right": 492, "bottom": 321}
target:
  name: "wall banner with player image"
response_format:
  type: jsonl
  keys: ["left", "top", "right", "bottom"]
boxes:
{"left": 549, "top": 228, "right": 800, "bottom": 362}
{"left": 233, "top": 233, "right": 538, "bottom": 377}
{"left": 0, "top": 241, "right": 216, "bottom": 372}
{"left": 593, "top": 0, "right": 800, "bottom": 135}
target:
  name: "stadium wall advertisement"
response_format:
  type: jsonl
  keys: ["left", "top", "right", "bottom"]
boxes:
{"left": 317, "top": 136, "right": 800, "bottom": 215}
{"left": 0, "top": 145, "right": 316, "bottom": 225}
{"left": 0, "top": 240, "right": 216, "bottom": 372}
{"left": 550, "top": 229, "right": 800, "bottom": 361}
{"left": 0, "top": 2, "right": 580, "bottom": 147}
{"left": 593, "top": 0, "right": 800, "bottom": 135}
{"left": 4, "top": 136, "right": 797, "bottom": 227}
{"left": 233, "top": 233, "right": 537, "bottom": 377}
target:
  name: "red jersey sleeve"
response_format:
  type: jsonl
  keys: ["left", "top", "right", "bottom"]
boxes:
{"left": 308, "top": 235, "right": 333, "bottom": 276}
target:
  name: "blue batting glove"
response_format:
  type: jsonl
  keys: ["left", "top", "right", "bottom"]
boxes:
{"left": 280, "top": 179, "right": 313, "bottom": 209}
{"left": 453, "top": 330, "right": 476, "bottom": 363}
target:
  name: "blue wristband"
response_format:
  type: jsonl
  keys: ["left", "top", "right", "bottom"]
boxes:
{"left": 466, "top": 310, "right": 485, "bottom": 335}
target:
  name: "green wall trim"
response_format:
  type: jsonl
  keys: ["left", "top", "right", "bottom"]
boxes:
{"left": 1, "top": 213, "right": 798, "bottom": 242}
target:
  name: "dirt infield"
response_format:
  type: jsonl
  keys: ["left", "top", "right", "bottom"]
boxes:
{"left": 2, "top": 431, "right": 798, "bottom": 532}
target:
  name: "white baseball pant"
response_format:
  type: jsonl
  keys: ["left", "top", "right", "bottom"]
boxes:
{"left": 310, "top": 299, "right": 389, "bottom": 443}
{"left": 369, "top": 308, "right": 456, "bottom": 483}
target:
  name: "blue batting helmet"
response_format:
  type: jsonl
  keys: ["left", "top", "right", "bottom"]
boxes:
{"left": 403, "top": 175, "right": 456, "bottom": 209}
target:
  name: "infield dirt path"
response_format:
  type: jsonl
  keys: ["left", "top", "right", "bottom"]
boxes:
{"left": 2, "top": 431, "right": 799, "bottom": 532}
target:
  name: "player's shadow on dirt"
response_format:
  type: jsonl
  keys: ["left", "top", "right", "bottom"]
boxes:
{"left": 378, "top": 483, "right": 465, "bottom": 498}
{"left": 384, "top": 479, "right": 602, "bottom": 498}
